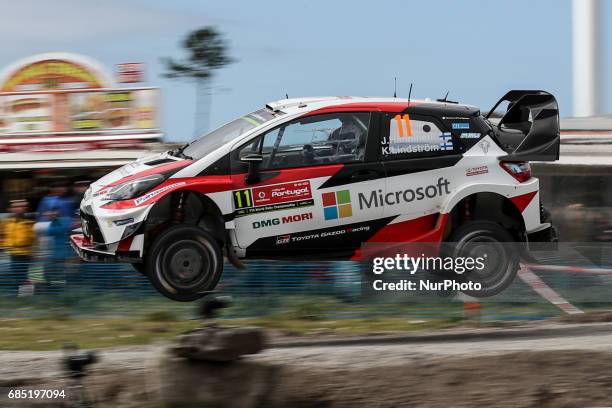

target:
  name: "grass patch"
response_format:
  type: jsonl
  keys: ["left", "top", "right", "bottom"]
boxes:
{"left": 142, "top": 310, "right": 179, "bottom": 322}
{"left": 0, "top": 315, "right": 461, "bottom": 351}
{"left": 31, "top": 312, "right": 73, "bottom": 321}
{"left": 236, "top": 315, "right": 460, "bottom": 334}
{"left": 0, "top": 317, "right": 200, "bottom": 351}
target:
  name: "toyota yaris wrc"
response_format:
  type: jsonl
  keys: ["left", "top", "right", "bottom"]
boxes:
{"left": 71, "top": 90, "right": 559, "bottom": 301}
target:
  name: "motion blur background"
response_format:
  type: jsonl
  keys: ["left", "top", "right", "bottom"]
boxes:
{"left": 0, "top": 0, "right": 611, "bottom": 327}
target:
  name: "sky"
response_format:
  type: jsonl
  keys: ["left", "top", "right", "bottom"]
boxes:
{"left": 0, "top": 0, "right": 609, "bottom": 142}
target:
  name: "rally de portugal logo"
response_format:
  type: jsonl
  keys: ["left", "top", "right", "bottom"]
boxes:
{"left": 322, "top": 190, "right": 352, "bottom": 220}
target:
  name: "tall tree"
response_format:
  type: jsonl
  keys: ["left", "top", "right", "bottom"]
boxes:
{"left": 162, "top": 26, "right": 234, "bottom": 137}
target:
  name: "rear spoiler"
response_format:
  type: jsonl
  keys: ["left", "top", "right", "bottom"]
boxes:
{"left": 486, "top": 90, "right": 559, "bottom": 162}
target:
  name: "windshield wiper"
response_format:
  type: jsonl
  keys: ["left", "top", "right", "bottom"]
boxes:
{"left": 170, "top": 144, "right": 193, "bottom": 160}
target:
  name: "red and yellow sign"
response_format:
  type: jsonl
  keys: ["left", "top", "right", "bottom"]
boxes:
{"left": 0, "top": 53, "right": 160, "bottom": 152}
{"left": 68, "top": 89, "right": 159, "bottom": 131}
{"left": 2, "top": 59, "right": 106, "bottom": 92}
{"left": 0, "top": 88, "right": 160, "bottom": 134}
{"left": 0, "top": 53, "right": 159, "bottom": 136}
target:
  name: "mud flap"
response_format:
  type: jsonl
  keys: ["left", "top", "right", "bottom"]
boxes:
{"left": 487, "top": 90, "right": 560, "bottom": 161}
{"left": 225, "top": 232, "right": 246, "bottom": 269}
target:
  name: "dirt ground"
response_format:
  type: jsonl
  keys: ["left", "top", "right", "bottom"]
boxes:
{"left": 2, "top": 332, "right": 612, "bottom": 407}
{"left": 269, "top": 350, "right": 612, "bottom": 408}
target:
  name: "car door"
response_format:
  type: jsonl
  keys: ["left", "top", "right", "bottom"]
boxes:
{"left": 229, "top": 111, "right": 384, "bottom": 256}
{"left": 378, "top": 112, "right": 463, "bottom": 240}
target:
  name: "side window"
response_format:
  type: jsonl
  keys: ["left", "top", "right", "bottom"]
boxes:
{"left": 380, "top": 113, "right": 456, "bottom": 160}
{"left": 238, "top": 112, "right": 370, "bottom": 170}
{"left": 441, "top": 116, "right": 486, "bottom": 149}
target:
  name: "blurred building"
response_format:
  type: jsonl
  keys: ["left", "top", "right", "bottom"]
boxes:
{"left": 0, "top": 53, "right": 163, "bottom": 210}
{"left": 535, "top": 116, "right": 612, "bottom": 242}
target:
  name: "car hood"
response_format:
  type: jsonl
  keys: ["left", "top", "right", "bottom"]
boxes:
{"left": 90, "top": 152, "right": 192, "bottom": 193}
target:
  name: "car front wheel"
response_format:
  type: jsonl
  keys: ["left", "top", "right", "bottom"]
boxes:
{"left": 146, "top": 225, "right": 223, "bottom": 302}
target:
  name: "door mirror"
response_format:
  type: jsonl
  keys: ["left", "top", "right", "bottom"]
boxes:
{"left": 240, "top": 154, "right": 263, "bottom": 184}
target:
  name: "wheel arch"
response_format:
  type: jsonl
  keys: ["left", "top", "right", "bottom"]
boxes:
{"left": 140, "top": 188, "right": 227, "bottom": 253}
{"left": 442, "top": 189, "right": 527, "bottom": 242}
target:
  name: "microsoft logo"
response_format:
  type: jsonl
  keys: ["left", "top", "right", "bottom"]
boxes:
{"left": 322, "top": 190, "right": 352, "bottom": 220}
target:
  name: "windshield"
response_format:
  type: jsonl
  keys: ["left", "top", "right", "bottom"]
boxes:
{"left": 180, "top": 108, "right": 279, "bottom": 160}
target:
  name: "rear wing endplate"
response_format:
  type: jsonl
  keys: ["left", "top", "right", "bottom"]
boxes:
{"left": 487, "top": 90, "right": 560, "bottom": 162}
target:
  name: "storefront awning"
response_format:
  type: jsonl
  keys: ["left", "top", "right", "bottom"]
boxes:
{"left": 0, "top": 146, "right": 165, "bottom": 170}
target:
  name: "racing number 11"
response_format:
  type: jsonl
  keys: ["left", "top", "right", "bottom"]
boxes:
{"left": 394, "top": 114, "right": 412, "bottom": 137}
{"left": 233, "top": 189, "right": 253, "bottom": 209}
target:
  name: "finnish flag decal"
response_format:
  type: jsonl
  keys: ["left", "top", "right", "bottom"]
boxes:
{"left": 439, "top": 133, "right": 454, "bottom": 151}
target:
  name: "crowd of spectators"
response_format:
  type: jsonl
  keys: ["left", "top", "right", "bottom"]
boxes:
{"left": 0, "top": 181, "right": 88, "bottom": 295}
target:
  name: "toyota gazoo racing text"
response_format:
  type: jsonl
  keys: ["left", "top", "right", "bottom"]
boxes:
{"left": 71, "top": 90, "right": 560, "bottom": 301}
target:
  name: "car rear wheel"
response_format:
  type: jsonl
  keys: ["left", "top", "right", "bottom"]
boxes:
{"left": 145, "top": 225, "right": 223, "bottom": 302}
{"left": 446, "top": 221, "right": 519, "bottom": 297}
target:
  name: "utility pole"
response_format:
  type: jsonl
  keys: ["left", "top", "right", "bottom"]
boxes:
{"left": 573, "top": 0, "right": 602, "bottom": 117}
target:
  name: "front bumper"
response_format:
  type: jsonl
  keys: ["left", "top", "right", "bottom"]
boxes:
{"left": 79, "top": 199, "right": 150, "bottom": 246}
{"left": 70, "top": 234, "right": 141, "bottom": 263}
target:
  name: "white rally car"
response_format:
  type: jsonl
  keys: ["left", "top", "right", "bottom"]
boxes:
{"left": 71, "top": 90, "right": 559, "bottom": 301}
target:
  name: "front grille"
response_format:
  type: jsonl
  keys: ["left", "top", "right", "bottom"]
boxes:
{"left": 81, "top": 206, "right": 105, "bottom": 244}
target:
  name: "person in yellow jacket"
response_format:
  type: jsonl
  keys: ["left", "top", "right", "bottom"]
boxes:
{"left": 2, "top": 200, "right": 34, "bottom": 294}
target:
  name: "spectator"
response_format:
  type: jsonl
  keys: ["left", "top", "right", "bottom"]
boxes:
{"left": 69, "top": 180, "right": 90, "bottom": 231}
{"left": 43, "top": 207, "right": 72, "bottom": 289}
{"left": 36, "top": 181, "right": 76, "bottom": 222}
{"left": 71, "top": 180, "right": 90, "bottom": 207}
{"left": 1, "top": 200, "right": 34, "bottom": 294}
{"left": 69, "top": 180, "right": 91, "bottom": 283}
{"left": 30, "top": 218, "right": 52, "bottom": 291}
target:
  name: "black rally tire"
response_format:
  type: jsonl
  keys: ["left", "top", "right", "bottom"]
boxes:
{"left": 446, "top": 221, "right": 519, "bottom": 298}
{"left": 145, "top": 225, "right": 223, "bottom": 302}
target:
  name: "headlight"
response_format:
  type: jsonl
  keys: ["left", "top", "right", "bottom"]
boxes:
{"left": 106, "top": 174, "right": 166, "bottom": 201}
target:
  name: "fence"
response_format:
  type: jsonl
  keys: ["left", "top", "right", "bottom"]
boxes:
{"left": 2, "top": 243, "right": 612, "bottom": 321}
